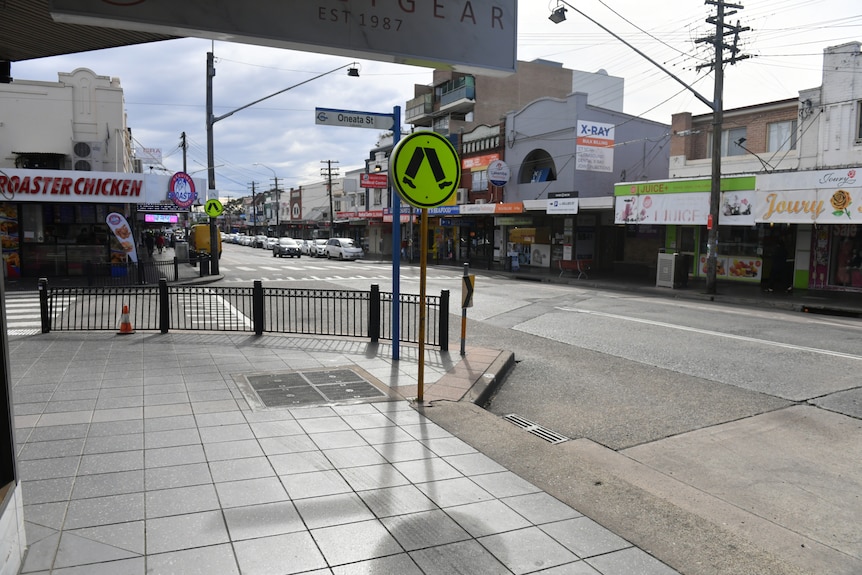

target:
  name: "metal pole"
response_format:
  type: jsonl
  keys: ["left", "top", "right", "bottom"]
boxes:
{"left": 417, "top": 207, "right": 428, "bottom": 402}
{"left": 460, "top": 262, "right": 469, "bottom": 357}
{"left": 205, "top": 52, "right": 220, "bottom": 275}
{"left": 391, "top": 106, "right": 402, "bottom": 361}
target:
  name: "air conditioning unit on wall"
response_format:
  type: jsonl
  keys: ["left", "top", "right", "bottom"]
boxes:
{"left": 475, "top": 199, "right": 487, "bottom": 204}
{"left": 72, "top": 141, "right": 104, "bottom": 171}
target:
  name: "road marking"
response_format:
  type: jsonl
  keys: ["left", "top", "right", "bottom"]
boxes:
{"left": 560, "top": 307, "right": 862, "bottom": 362}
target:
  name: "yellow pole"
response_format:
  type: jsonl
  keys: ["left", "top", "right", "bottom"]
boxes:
{"left": 417, "top": 208, "right": 428, "bottom": 402}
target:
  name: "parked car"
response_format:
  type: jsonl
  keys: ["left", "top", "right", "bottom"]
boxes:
{"left": 252, "top": 234, "right": 268, "bottom": 248}
{"left": 299, "top": 239, "right": 313, "bottom": 255}
{"left": 273, "top": 237, "right": 301, "bottom": 258}
{"left": 312, "top": 239, "right": 328, "bottom": 257}
{"left": 265, "top": 237, "right": 278, "bottom": 250}
{"left": 326, "top": 237, "right": 363, "bottom": 260}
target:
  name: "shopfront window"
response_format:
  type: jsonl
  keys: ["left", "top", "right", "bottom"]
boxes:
{"left": 831, "top": 225, "right": 862, "bottom": 287}
{"left": 18, "top": 202, "right": 125, "bottom": 278}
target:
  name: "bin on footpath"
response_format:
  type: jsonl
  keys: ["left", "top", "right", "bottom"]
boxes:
{"left": 174, "top": 241, "right": 189, "bottom": 262}
{"left": 199, "top": 255, "right": 210, "bottom": 276}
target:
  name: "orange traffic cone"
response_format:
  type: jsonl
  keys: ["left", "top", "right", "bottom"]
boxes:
{"left": 117, "top": 305, "right": 135, "bottom": 335}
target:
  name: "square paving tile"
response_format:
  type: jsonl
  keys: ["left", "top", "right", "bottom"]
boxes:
{"left": 281, "top": 469, "right": 352, "bottom": 500}
{"left": 381, "top": 509, "right": 471, "bottom": 551}
{"left": 145, "top": 463, "right": 213, "bottom": 491}
{"left": 234, "top": 532, "right": 326, "bottom": 575}
{"left": 145, "top": 484, "right": 220, "bottom": 519}
{"left": 71, "top": 470, "right": 144, "bottom": 500}
{"left": 214, "top": 477, "right": 287, "bottom": 509}
{"left": 540, "top": 517, "right": 632, "bottom": 559}
{"left": 311, "top": 519, "right": 403, "bottom": 566}
{"left": 64, "top": 493, "right": 145, "bottom": 529}
{"left": 145, "top": 510, "right": 229, "bottom": 554}
{"left": 293, "top": 493, "right": 375, "bottom": 530}
{"left": 586, "top": 547, "right": 680, "bottom": 575}
{"left": 358, "top": 485, "right": 439, "bottom": 519}
{"left": 146, "top": 543, "right": 239, "bottom": 575}
{"left": 223, "top": 501, "right": 305, "bottom": 541}
{"left": 502, "top": 492, "right": 582, "bottom": 525}
{"left": 410, "top": 540, "right": 510, "bottom": 574}
{"left": 479, "top": 526, "right": 580, "bottom": 574}
{"left": 209, "top": 457, "right": 275, "bottom": 483}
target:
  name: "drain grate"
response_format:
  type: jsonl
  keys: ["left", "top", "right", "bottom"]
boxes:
{"left": 503, "top": 414, "right": 569, "bottom": 444}
{"left": 242, "top": 368, "right": 388, "bottom": 409}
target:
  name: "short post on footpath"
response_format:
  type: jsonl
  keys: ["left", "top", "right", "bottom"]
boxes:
{"left": 461, "top": 263, "right": 475, "bottom": 357}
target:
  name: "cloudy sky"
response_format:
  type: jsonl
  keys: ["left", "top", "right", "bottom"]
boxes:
{"left": 12, "top": 0, "right": 862, "bottom": 199}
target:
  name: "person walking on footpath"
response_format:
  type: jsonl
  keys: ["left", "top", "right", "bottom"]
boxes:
{"left": 144, "top": 231, "right": 155, "bottom": 259}
{"left": 155, "top": 233, "right": 165, "bottom": 254}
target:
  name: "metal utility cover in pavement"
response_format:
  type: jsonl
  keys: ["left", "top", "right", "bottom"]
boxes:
{"left": 237, "top": 367, "right": 392, "bottom": 409}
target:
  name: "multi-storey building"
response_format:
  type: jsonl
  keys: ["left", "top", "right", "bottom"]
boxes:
{"left": 0, "top": 68, "right": 203, "bottom": 281}
{"left": 637, "top": 41, "right": 862, "bottom": 292}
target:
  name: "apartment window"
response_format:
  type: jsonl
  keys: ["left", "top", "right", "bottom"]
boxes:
{"left": 472, "top": 170, "right": 489, "bottom": 192}
{"left": 708, "top": 127, "right": 747, "bottom": 157}
{"left": 373, "top": 189, "right": 382, "bottom": 207}
{"left": 768, "top": 120, "right": 797, "bottom": 152}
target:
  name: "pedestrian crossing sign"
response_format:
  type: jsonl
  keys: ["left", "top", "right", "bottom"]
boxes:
{"left": 391, "top": 131, "right": 460, "bottom": 209}
{"left": 205, "top": 199, "right": 224, "bottom": 217}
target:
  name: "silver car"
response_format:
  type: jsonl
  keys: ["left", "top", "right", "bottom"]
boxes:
{"left": 325, "top": 237, "right": 364, "bottom": 260}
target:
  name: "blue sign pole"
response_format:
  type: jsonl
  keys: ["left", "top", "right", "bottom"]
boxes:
{"left": 391, "top": 106, "right": 402, "bottom": 361}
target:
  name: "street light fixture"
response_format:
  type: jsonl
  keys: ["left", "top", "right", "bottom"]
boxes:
{"left": 205, "top": 55, "right": 360, "bottom": 274}
{"left": 254, "top": 163, "right": 281, "bottom": 236}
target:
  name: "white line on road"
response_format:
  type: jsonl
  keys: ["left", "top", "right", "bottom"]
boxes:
{"left": 560, "top": 307, "right": 862, "bottom": 362}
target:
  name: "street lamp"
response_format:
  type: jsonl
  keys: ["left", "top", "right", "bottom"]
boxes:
{"left": 254, "top": 163, "right": 281, "bottom": 236}
{"left": 206, "top": 54, "right": 360, "bottom": 274}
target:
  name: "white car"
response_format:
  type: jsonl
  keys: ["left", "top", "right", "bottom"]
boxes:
{"left": 325, "top": 237, "right": 364, "bottom": 260}
{"left": 312, "top": 239, "right": 328, "bottom": 257}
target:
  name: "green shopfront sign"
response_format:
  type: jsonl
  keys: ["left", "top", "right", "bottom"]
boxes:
{"left": 614, "top": 176, "right": 756, "bottom": 196}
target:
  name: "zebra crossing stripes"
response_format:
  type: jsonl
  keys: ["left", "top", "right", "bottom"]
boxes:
{"left": 4, "top": 293, "right": 77, "bottom": 336}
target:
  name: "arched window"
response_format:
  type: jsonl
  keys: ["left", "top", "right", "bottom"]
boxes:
{"left": 518, "top": 149, "right": 556, "bottom": 183}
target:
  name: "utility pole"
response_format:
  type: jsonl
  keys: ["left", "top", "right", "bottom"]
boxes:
{"left": 697, "top": 1, "right": 749, "bottom": 294}
{"left": 321, "top": 160, "right": 339, "bottom": 235}
{"left": 180, "top": 132, "right": 187, "bottom": 174}
{"left": 272, "top": 175, "right": 279, "bottom": 236}
{"left": 249, "top": 181, "right": 258, "bottom": 235}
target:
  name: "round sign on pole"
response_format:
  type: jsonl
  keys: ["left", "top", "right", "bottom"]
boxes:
{"left": 487, "top": 159, "right": 510, "bottom": 187}
{"left": 205, "top": 199, "right": 224, "bottom": 218}
{"left": 390, "top": 131, "right": 460, "bottom": 209}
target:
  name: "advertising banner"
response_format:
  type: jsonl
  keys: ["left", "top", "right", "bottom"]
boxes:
{"left": 576, "top": 120, "right": 614, "bottom": 173}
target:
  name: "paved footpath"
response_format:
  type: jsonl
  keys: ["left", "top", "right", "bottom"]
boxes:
{"left": 10, "top": 330, "right": 681, "bottom": 575}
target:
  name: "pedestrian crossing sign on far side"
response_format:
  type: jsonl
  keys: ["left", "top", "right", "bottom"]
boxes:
{"left": 391, "top": 131, "right": 460, "bottom": 209}
{"left": 204, "top": 199, "right": 224, "bottom": 217}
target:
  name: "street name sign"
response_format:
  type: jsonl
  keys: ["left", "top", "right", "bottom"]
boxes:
{"left": 315, "top": 108, "right": 394, "bottom": 130}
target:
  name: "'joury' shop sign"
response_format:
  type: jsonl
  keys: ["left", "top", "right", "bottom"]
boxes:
{"left": 756, "top": 168, "right": 862, "bottom": 223}
{"left": 0, "top": 169, "right": 204, "bottom": 205}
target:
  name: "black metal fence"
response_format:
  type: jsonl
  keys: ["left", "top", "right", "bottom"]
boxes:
{"left": 52, "top": 256, "right": 212, "bottom": 288}
{"left": 38, "top": 279, "right": 449, "bottom": 349}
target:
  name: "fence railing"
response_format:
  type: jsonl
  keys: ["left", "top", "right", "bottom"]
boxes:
{"left": 38, "top": 279, "right": 449, "bottom": 349}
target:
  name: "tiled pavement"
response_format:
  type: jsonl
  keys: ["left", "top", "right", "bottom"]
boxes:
{"left": 9, "top": 331, "right": 680, "bottom": 574}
